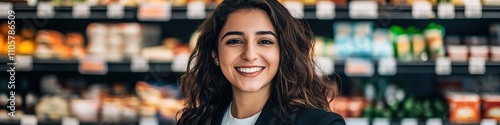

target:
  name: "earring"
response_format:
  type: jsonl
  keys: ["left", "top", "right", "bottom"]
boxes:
{"left": 215, "top": 58, "right": 219, "bottom": 66}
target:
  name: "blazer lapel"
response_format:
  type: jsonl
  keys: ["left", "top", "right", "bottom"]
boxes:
{"left": 254, "top": 97, "right": 277, "bottom": 125}
{"left": 211, "top": 101, "right": 230, "bottom": 125}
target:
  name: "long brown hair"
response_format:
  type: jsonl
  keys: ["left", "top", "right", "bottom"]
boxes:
{"left": 177, "top": 0, "right": 338, "bottom": 124}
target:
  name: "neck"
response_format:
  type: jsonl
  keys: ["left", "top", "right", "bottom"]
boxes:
{"left": 230, "top": 84, "right": 271, "bottom": 119}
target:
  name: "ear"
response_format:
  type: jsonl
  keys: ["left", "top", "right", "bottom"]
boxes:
{"left": 211, "top": 51, "right": 217, "bottom": 59}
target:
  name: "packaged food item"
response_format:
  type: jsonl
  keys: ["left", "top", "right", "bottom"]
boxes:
{"left": 70, "top": 99, "right": 100, "bottom": 122}
{"left": 483, "top": 0, "right": 500, "bottom": 5}
{"left": 314, "top": 36, "right": 335, "bottom": 57}
{"left": 101, "top": 96, "right": 124, "bottom": 122}
{"left": 481, "top": 94, "right": 500, "bottom": 122}
{"left": 87, "top": 23, "right": 108, "bottom": 59}
{"left": 447, "top": 92, "right": 480, "bottom": 124}
{"left": 425, "top": 23, "right": 446, "bottom": 60}
{"left": 452, "top": 0, "right": 464, "bottom": 6}
{"left": 173, "top": 0, "right": 189, "bottom": 6}
{"left": 353, "top": 22, "right": 373, "bottom": 58}
{"left": 397, "top": 35, "right": 412, "bottom": 61}
{"left": 332, "top": 0, "right": 347, "bottom": 5}
{"left": 107, "top": 25, "right": 124, "bottom": 62}
{"left": 121, "top": 23, "right": 142, "bottom": 58}
{"left": 35, "top": 95, "right": 70, "bottom": 121}
{"left": 330, "top": 97, "right": 349, "bottom": 118}
{"left": 66, "top": 32, "right": 87, "bottom": 60}
{"left": 123, "top": 96, "right": 139, "bottom": 122}
{"left": 372, "top": 29, "right": 394, "bottom": 59}
{"left": 158, "top": 98, "right": 182, "bottom": 119}
{"left": 413, "top": 34, "right": 428, "bottom": 61}
{"left": 491, "top": 24, "right": 500, "bottom": 62}
{"left": 0, "top": 93, "right": 8, "bottom": 120}
{"left": 446, "top": 36, "right": 468, "bottom": 62}
{"left": 492, "top": 45, "right": 500, "bottom": 62}
{"left": 349, "top": 97, "right": 366, "bottom": 117}
{"left": 303, "top": 0, "right": 316, "bottom": 6}
{"left": 35, "top": 30, "right": 65, "bottom": 60}
{"left": 141, "top": 38, "right": 176, "bottom": 62}
{"left": 18, "top": 40, "right": 35, "bottom": 55}
{"left": 136, "top": 81, "right": 162, "bottom": 117}
{"left": 0, "top": 34, "right": 7, "bottom": 55}
{"left": 333, "top": 22, "right": 353, "bottom": 60}
{"left": 465, "top": 36, "right": 489, "bottom": 60}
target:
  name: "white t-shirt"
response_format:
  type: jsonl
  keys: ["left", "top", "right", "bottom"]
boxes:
{"left": 221, "top": 102, "right": 262, "bottom": 125}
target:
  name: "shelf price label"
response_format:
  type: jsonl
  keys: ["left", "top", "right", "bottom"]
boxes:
{"left": 426, "top": 118, "right": 442, "bottom": 125}
{"left": 469, "top": 57, "right": 486, "bottom": 75}
{"left": 401, "top": 118, "right": 418, "bottom": 125}
{"left": 316, "top": 1, "right": 335, "bottom": 19}
{"left": 140, "top": 117, "right": 158, "bottom": 125}
{"left": 15, "top": 55, "right": 33, "bottom": 71}
{"left": 21, "top": 115, "right": 37, "bottom": 125}
{"left": 283, "top": 1, "right": 304, "bottom": 19}
{"left": 107, "top": 3, "right": 124, "bottom": 19}
{"left": 412, "top": 1, "right": 433, "bottom": 19}
{"left": 131, "top": 56, "right": 149, "bottom": 72}
{"left": 73, "top": 3, "right": 90, "bottom": 19}
{"left": 465, "top": 3, "right": 482, "bottom": 18}
{"left": 346, "top": 118, "right": 369, "bottom": 125}
{"left": 481, "top": 119, "right": 497, "bottom": 125}
{"left": 435, "top": 57, "right": 451, "bottom": 75}
{"left": 37, "top": 2, "right": 55, "bottom": 18}
{"left": 378, "top": 57, "right": 397, "bottom": 76}
{"left": 79, "top": 56, "right": 108, "bottom": 75}
{"left": 373, "top": 118, "right": 390, "bottom": 125}
{"left": 187, "top": 1, "right": 206, "bottom": 19}
{"left": 0, "top": 2, "right": 13, "bottom": 19}
{"left": 349, "top": 1, "right": 378, "bottom": 19}
{"left": 345, "top": 58, "right": 374, "bottom": 77}
{"left": 138, "top": 1, "right": 172, "bottom": 21}
{"left": 438, "top": 3, "right": 455, "bottom": 19}
{"left": 62, "top": 117, "right": 79, "bottom": 125}
{"left": 314, "top": 56, "right": 334, "bottom": 75}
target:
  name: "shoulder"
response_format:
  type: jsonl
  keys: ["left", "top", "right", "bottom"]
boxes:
{"left": 296, "top": 108, "right": 346, "bottom": 125}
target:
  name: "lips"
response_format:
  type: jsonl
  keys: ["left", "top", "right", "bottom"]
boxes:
{"left": 236, "top": 67, "right": 264, "bottom": 73}
{"left": 234, "top": 66, "right": 265, "bottom": 77}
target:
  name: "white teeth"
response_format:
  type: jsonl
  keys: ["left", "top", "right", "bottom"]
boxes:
{"left": 236, "top": 67, "right": 263, "bottom": 73}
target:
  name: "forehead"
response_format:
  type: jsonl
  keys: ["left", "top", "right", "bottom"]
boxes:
{"left": 220, "top": 9, "right": 275, "bottom": 35}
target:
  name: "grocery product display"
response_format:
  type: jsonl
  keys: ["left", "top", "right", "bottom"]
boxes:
{"left": 0, "top": 0, "right": 500, "bottom": 125}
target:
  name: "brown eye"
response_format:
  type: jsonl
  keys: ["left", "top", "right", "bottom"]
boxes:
{"left": 226, "top": 39, "right": 243, "bottom": 45}
{"left": 258, "top": 39, "right": 274, "bottom": 44}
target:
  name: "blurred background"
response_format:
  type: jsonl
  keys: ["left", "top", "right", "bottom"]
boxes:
{"left": 0, "top": 0, "right": 500, "bottom": 125}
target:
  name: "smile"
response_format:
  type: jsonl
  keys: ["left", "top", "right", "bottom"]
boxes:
{"left": 235, "top": 67, "right": 265, "bottom": 73}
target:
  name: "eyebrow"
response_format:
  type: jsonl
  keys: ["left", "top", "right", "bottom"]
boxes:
{"left": 221, "top": 31, "right": 277, "bottom": 40}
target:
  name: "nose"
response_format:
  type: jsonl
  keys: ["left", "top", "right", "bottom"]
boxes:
{"left": 241, "top": 44, "right": 258, "bottom": 62}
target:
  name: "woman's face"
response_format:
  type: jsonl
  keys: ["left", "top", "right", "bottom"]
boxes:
{"left": 217, "top": 9, "right": 279, "bottom": 93}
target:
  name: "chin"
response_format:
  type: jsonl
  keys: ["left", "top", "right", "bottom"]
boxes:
{"left": 234, "top": 81, "right": 269, "bottom": 92}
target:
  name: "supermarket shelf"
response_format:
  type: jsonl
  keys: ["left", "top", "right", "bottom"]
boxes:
{"left": 2, "top": 58, "right": 500, "bottom": 74}
{"left": 0, "top": 118, "right": 486, "bottom": 125}
{"left": 0, "top": 58, "right": 174, "bottom": 73}
{"left": 5, "top": 4, "right": 500, "bottom": 20}
{"left": 0, "top": 120, "right": 176, "bottom": 125}
{"left": 334, "top": 60, "right": 500, "bottom": 75}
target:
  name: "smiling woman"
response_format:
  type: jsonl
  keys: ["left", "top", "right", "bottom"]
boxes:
{"left": 177, "top": 0, "right": 345, "bottom": 125}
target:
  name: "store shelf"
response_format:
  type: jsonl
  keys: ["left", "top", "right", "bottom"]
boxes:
{"left": 2, "top": 58, "right": 500, "bottom": 74}
{"left": 0, "top": 120, "right": 176, "bottom": 125}
{"left": 0, "top": 58, "right": 174, "bottom": 73}
{"left": 335, "top": 60, "right": 500, "bottom": 75}
{"left": 5, "top": 4, "right": 500, "bottom": 20}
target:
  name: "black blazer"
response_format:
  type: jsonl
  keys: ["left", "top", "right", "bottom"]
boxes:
{"left": 211, "top": 97, "right": 346, "bottom": 125}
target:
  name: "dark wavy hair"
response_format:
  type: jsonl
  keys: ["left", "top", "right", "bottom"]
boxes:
{"left": 177, "top": 0, "right": 339, "bottom": 124}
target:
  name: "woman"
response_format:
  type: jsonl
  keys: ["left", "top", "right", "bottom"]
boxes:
{"left": 177, "top": 0, "right": 345, "bottom": 124}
